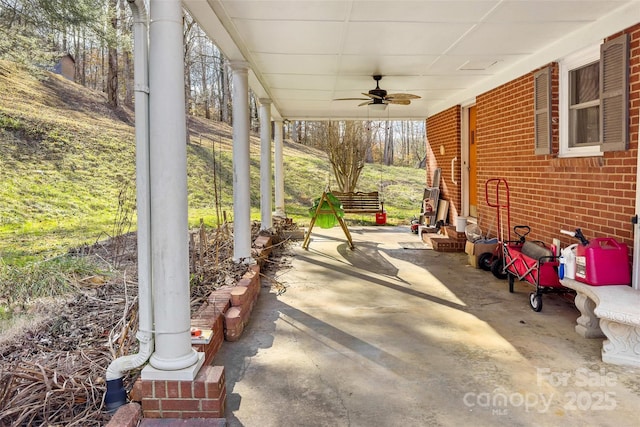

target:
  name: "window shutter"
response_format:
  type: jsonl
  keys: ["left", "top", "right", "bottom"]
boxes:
{"left": 600, "top": 34, "right": 629, "bottom": 152}
{"left": 534, "top": 66, "right": 551, "bottom": 155}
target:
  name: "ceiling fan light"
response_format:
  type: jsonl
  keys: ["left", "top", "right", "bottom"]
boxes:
{"left": 369, "top": 103, "right": 387, "bottom": 111}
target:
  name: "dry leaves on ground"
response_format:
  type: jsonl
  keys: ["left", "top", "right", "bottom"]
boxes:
{"left": 0, "top": 219, "right": 299, "bottom": 426}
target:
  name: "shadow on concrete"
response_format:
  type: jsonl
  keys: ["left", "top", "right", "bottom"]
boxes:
{"left": 215, "top": 225, "right": 640, "bottom": 427}
{"left": 213, "top": 287, "right": 280, "bottom": 427}
{"left": 295, "top": 253, "right": 466, "bottom": 312}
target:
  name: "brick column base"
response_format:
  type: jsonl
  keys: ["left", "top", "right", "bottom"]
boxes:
{"left": 140, "top": 365, "right": 226, "bottom": 419}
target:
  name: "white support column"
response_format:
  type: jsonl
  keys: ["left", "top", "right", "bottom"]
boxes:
{"left": 274, "top": 120, "right": 286, "bottom": 218}
{"left": 231, "top": 61, "right": 254, "bottom": 264}
{"left": 259, "top": 99, "right": 273, "bottom": 230}
{"left": 145, "top": 0, "right": 200, "bottom": 377}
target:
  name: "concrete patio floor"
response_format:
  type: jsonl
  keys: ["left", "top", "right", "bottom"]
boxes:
{"left": 214, "top": 225, "right": 640, "bottom": 427}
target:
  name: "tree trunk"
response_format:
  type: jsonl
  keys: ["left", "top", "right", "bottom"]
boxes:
{"left": 119, "top": 0, "right": 133, "bottom": 106}
{"left": 123, "top": 50, "right": 133, "bottom": 106}
{"left": 249, "top": 95, "right": 259, "bottom": 132}
{"left": 183, "top": 14, "right": 194, "bottom": 115}
{"left": 62, "top": 24, "right": 68, "bottom": 52}
{"left": 221, "top": 57, "right": 231, "bottom": 123}
{"left": 383, "top": 120, "right": 394, "bottom": 166}
{"left": 107, "top": 46, "right": 118, "bottom": 107}
{"left": 404, "top": 121, "right": 410, "bottom": 161}
{"left": 78, "top": 31, "right": 84, "bottom": 86}
{"left": 106, "top": 0, "right": 118, "bottom": 107}
{"left": 182, "top": 14, "right": 192, "bottom": 145}
{"left": 199, "top": 37, "right": 211, "bottom": 119}
{"left": 364, "top": 121, "right": 374, "bottom": 163}
{"left": 202, "top": 69, "right": 210, "bottom": 120}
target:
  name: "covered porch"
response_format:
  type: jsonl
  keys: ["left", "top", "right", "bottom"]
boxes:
{"left": 109, "top": 0, "right": 640, "bottom": 422}
{"left": 215, "top": 226, "right": 640, "bottom": 426}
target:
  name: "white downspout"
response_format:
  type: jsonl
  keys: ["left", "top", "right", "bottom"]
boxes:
{"left": 105, "top": 0, "right": 153, "bottom": 412}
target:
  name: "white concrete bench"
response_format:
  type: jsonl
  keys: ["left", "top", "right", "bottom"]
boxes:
{"left": 560, "top": 278, "right": 640, "bottom": 367}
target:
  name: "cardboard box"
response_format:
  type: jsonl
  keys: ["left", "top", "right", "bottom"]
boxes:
{"left": 465, "top": 240, "right": 498, "bottom": 268}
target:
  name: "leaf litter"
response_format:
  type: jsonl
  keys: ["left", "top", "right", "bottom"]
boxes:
{"left": 0, "top": 218, "right": 298, "bottom": 426}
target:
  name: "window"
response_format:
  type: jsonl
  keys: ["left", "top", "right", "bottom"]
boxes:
{"left": 559, "top": 44, "right": 601, "bottom": 157}
{"left": 541, "top": 34, "right": 629, "bottom": 157}
{"left": 569, "top": 61, "right": 599, "bottom": 147}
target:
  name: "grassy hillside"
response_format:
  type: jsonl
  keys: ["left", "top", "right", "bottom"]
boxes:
{"left": 0, "top": 61, "right": 427, "bottom": 264}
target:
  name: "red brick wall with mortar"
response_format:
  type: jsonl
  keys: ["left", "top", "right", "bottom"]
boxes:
{"left": 428, "top": 23, "right": 640, "bottom": 251}
{"left": 140, "top": 365, "right": 226, "bottom": 419}
{"left": 426, "top": 105, "right": 461, "bottom": 223}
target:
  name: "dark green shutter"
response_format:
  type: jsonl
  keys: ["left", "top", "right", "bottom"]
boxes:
{"left": 600, "top": 34, "right": 629, "bottom": 152}
{"left": 534, "top": 66, "right": 551, "bottom": 155}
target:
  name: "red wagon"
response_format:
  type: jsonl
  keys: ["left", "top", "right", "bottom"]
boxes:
{"left": 501, "top": 225, "right": 573, "bottom": 312}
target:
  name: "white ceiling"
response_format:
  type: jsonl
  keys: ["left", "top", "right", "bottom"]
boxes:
{"left": 183, "top": 0, "right": 640, "bottom": 120}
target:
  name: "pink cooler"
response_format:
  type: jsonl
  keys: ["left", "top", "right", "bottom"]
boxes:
{"left": 575, "top": 238, "right": 630, "bottom": 286}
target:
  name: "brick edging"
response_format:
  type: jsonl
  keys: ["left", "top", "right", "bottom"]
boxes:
{"left": 109, "top": 235, "right": 273, "bottom": 424}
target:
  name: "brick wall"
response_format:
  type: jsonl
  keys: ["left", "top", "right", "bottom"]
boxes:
{"left": 426, "top": 105, "right": 461, "bottom": 222}
{"left": 427, "top": 23, "right": 640, "bottom": 250}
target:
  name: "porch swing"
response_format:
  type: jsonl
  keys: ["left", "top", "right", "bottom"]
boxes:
{"left": 302, "top": 189, "right": 354, "bottom": 250}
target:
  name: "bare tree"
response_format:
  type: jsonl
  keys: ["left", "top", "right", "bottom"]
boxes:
{"left": 318, "top": 121, "right": 370, "bottom": 192}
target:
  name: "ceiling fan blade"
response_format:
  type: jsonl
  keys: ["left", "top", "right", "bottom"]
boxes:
{"left": 358, "top": 100, "right": 372, "bottom": 107}
{"left": 362, "top": 92, "right": 382, "bottom": 100}
{"left": 386, "top": 93, "right": 421, "bottom": 100}
{"left": 388, "top": 99, "right": 411, "bottom": 105}
{"left": 333, "top": 97, "right": 371, "bottom": 101}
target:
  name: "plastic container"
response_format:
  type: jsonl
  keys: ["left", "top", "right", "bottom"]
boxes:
{"left": 456, "top": 216, "right": 467, "bottom": 233}
{"left": 465, "top": 224, "right": 483, "bottom": 242}
{"left": 575, "top": 238, "right": 630, "bottom": 286}
{"left": 561, "top": 243, "right": 578, "bottom": 280}
{"left": 376, "top": 211, "right": 387, "bottom": 225}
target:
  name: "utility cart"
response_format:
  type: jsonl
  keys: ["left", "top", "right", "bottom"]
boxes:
{"left": 501, "top": 225, "right": 572, "bottom": 312}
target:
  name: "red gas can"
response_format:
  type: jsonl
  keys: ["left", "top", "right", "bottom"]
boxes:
{"left": 575, "top": 238, "right": 630, "bottom": 286}
{"left": 376, "top": 211, "right": 387, "bottom": 225}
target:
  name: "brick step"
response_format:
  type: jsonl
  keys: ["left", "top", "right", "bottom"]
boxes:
{"left": 443, "top": 226, "right": 466, "bottom": 241}
{"left": 423, "top": 233, "right": 465, "bottom": 252}
{"left": 140, "top": 417, "right": 226, "bottom": 426}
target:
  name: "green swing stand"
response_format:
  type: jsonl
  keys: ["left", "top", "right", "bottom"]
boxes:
{"left": 302, "top": 191, "right": 354, "bottom": 250}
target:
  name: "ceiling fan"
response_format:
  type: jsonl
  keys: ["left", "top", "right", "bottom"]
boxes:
{"left": 333, "top": 75, "right": 420, "bottom": 107}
